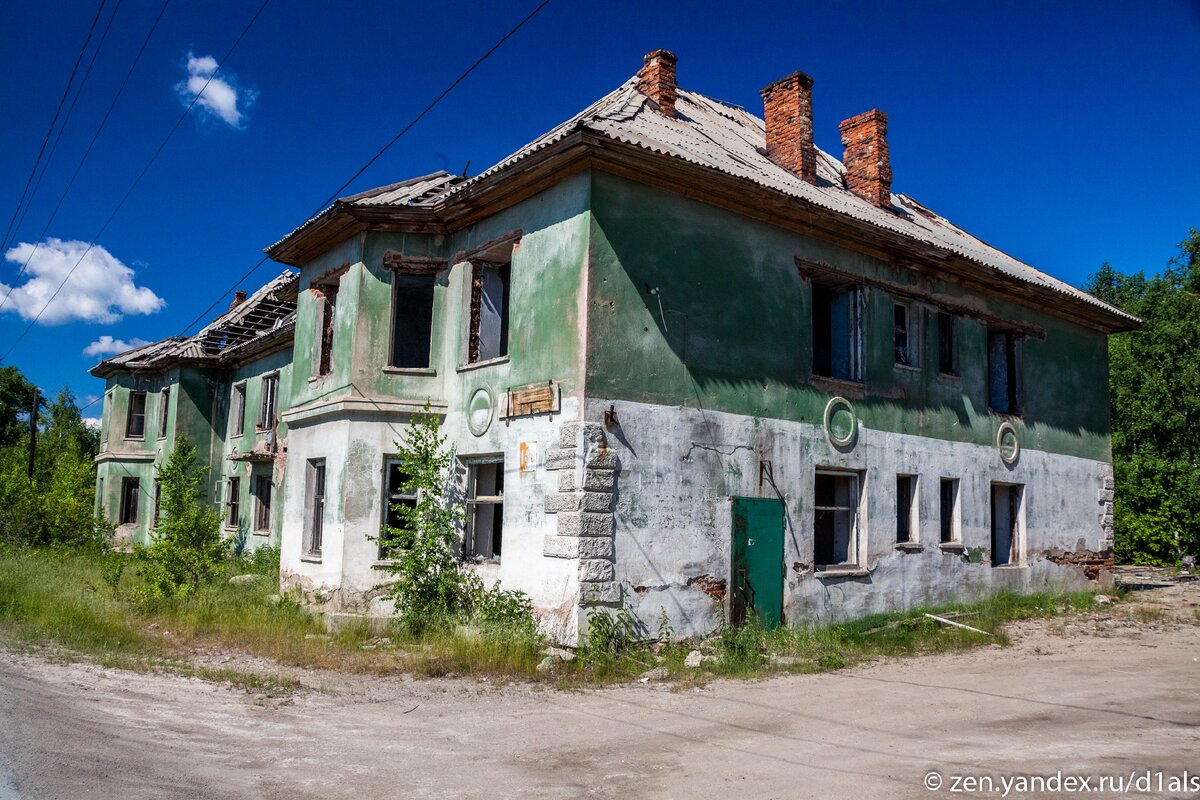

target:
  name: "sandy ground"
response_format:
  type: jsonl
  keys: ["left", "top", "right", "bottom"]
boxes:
{"left": 1, "top": 584, "right": 1198, "bottom": 800}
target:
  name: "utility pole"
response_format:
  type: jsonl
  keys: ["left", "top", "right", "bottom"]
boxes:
{"left": 27, "top": 387, "right": 37, "bottom": 482}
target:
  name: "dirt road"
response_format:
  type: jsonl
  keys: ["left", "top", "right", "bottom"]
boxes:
{"left": 1, "top": 590, "right": 1198, "bottom": 799}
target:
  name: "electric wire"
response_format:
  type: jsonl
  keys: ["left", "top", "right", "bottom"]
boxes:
{"left": 173, "top": 0, "right": 554, "bottom": 338}
{"left": 0, "top": 0, "right": 270, "bottom": 363}
{"left": 0, "top": 0, "right": 109, "bottom": 256}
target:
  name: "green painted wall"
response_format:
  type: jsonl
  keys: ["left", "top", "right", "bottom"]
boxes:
{"left": 586, "top": 171, "right": 1111, "bottom": 462}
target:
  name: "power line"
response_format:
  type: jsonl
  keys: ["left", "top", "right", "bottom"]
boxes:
{"left": 0, "top": 0, "right": 270, "bottom": 363}
{"left": 0, "top": 0, "right": 109, "bottom": 256}
{"left": 0, "top": 0, "right": 171, "bottom": 318}
{"left": 175, "top": 0, "right": 554, "bottom": 337}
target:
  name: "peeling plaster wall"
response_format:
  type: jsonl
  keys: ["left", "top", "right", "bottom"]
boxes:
{"left": 592, "top": 398, "right": 1110, "bottom": 638}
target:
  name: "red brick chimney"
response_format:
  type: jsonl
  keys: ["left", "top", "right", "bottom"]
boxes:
{"left": 229, "top": 289, "right": 247, "bottom": 311}
{"left": 839, "top": 109, "right": 893, "bottom": 208}
{"left": 760, "top": 71, "right": 817, "bottom": 185}
{"left": 636, "top": 49, "right": 678, "bottom": 117}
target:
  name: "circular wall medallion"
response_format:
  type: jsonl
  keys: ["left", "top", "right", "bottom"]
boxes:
{"left": 466, "top": 386, "right": 494, "bottom": 437}
{"left": 823, "top": 396, "right": 858, "bottom": 447}
{"left": 997, "top": 421, "right": 1020, "bottom": 465}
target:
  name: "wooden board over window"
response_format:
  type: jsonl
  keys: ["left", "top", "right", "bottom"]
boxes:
{"left": 504, "top": 381, "right": 559, "bottom": 419}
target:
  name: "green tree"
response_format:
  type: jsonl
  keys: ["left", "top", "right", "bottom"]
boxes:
{"left": 0, "top": 365, "right": 39, "bottom": 447}
{"left": 1086, "top": 229, "right": 1200, "bottom": 565}
{"left": 134, "top": 434, "right": 225, "bottom": 599}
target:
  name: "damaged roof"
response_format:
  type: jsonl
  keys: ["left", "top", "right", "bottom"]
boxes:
{"left": 91, "top": 270, "right": 298, "bottom": 378}
{"left": 267, "top": 75, "right": 1137, "bottom": 330}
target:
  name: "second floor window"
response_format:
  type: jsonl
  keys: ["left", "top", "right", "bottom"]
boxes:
{"left": 126, "top": 391, "right": 146, "bottom": 439}
{"left": 893, "top": 301, "right": 916, "bottom": 367}
{"left": 937, "top": 312, "right": 959, "bottom": 375}
{"left": 315, "top": 279, "right": 339, "bottom": 377}
{"left": 390, "top": 273, "right": 436, "bottom": 369}
{"left": 258, "top": 375, "right": 278, "bottom": 430}
{"left": 158, "top": 388, "right": 170, "bottom": 439}
{"left": 468, "top": 261, "right": 510, "bottom": 363}
{"left": 987, "top": 330, "right": 1022, "bottom": 415}
{"left": 230, "top": 383, "right": 246, "bottom": 436}
{"left": 812, "top": 282, "right": 862, "bottom": 382}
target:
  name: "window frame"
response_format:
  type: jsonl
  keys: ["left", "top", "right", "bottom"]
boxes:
{"left": 157, "top": 388, "right": 170, "bottom": 440}
{"left": 230, "top": 383, "right": 246, "bottom": 437}
{"left": 990, "top": 482, "right": 1024, "bottom": 566}
{"left": 388, "top": 270, "right": 437, "bottom": 370}
{"left": 987, "top": 329, "right": 1022, "bottom": 416}
{"left": 813, "top": 469, "right": 863, "bottom": 569}
{"left": 467, "top": 260, "right": 511, "bottom": 365}
{"left": 939, "top": 478, "right": 961, "bottom": 545}
{"left": 810, "top": 281, "right": 864, "bottom": 383}
{"left": 895, "top": 474, "right": 918, "bottom": 544}
{"left": 152, "top": 479, "right": 162, "bottom": 529}
{"left": 378, "top": 458, "right": 419, "bottom": 560}
{"left": 226, "top": 477, "right": 241, "bottom": 529}
{"left": 119, "top": 477, "right": 139, "bottom": 525}
{"left": 463, "top": 457, "right": 505, "bottom": 561}
{"left": 304, "top": 459, "right": 326, "bottom": 557}
{"left": 125, "top": 391, "right": 147, "bottom": 440}
{"left": 937, "top": 312, "right": 959, "bottom": 376}
{"left": 893, "top": 300, "right": 917, "bottom": 369}
{"left": 253, "top": 474, "right": 271, "bottom": 534}
{"left": 257, "top": 374, "right": 279, "bottom": 431}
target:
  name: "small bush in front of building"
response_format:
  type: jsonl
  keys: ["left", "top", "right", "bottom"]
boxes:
{"left": 133, "top": 435, "right": 226, "bottom": 602}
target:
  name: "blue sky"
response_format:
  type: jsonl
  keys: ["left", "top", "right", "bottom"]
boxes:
{"left": 2, "top": 0, "right": 1198, "bottom": 417}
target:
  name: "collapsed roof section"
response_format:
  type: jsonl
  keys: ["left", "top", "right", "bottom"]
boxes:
{"left": 265, "top": 67, "right": 1137, "bottom": 333}
{"left": 90, "top": 270, "right": 298, "bottom": 378}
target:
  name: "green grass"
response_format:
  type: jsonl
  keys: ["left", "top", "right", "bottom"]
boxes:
{"left": 0, "top": 546, "right": 1104, "bottom": 688}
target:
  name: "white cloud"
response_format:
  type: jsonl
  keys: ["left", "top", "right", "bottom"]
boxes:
{"left": 176, "top": 52, "right": 255, "bottom": 127}
{"left": 83, "top": 417, "right": 101, "bottom": 430}
{"left": 83, "top": 335, "right": 150, "bottom": 358}
{"left": 0, "top": 238, "right": 164, "bottom": 325}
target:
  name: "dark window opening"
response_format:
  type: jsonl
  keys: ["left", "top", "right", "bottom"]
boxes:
{"left": 317, "top": 281, "right": 339, "bottom": 377}
{"left": 390, "top": 273, "right": 436, "bottom": 368}
{"left": 896, "top": 475, "right": 916, "bottom": 543}
{"left": 119, "top": 477, "right": 139, "bottom": 525}
{"left": 894, "top": 302, "right": 914, "bottom": 367}
{"left": 226, "top": 477, "right": 240, "bottom": 528}
{"left": 126, "top": 391, "right": 146, "bottom": 439}
{"left": 379, "top": 460, "right": 417, "bottom": 559}
{"left": 991, "top": 483, "right": 1022, "bottom": 566}
{"left": 230, "top": 384, "right": 246, "bottom": 437}
{"left": 987, "top": 330, "right": 1021, "bottom": 414}
{"left": 814, "top": 472, "right": 859, "bottom": 567}
{"left": 938, "top": 313, "right": 958, "bottom": 375}
{"left": 466, "top": 460, "right": 504, "bottom": 560}
{"left": 258, "top": 375, "right": 279, "bottom": 430}
{"left": 253, "top": 475, "right": 271, "bottom": 533}
{"left": 939, "top": 478, "right": 959, "bottom": 543}
{"left": 812, "top": 283, "right": 862, "bottom": 381}
{"left": 305, "top": 459, "right": 325, "bottom": 556}
{"left": 152, "top": 480, "right": 162, "bottom": 529}
{"left": 158, "top": 388, "right": 170, "bottom": 439}
{"left": 468, "top": 261, "right": 510, "bottom": 363}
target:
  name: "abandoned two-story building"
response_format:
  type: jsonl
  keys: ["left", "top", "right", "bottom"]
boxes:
{"left": 93, "top": 51, "right": 1138, "bottom": 643}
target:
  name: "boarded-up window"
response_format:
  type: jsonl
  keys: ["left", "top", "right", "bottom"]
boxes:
{"left": 468, "top": 262, "right": 510, "bottom": 363}
{"left": 465, "top": 460, "right": 504, "bottom": 560}
{"left": 987, "top": 330, "right": 1021, "bottom": 414}
{"left": 814, "top": 471, "right": 859, "bottom": 567}
{"left": 390, "top": 274, "right": 436, "bottom": 368}
{"left": 126, "top": 391, "right": 146, "bottom": 439}
{"left": 812, "top": 283, "right": 862, "bottom": 381}
{"left": 119, "top": 477, "right": 139, "bottom": 525}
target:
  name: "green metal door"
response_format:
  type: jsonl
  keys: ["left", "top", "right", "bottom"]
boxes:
{"left": 731, "top": 497, "right": 785, "bottom": 629}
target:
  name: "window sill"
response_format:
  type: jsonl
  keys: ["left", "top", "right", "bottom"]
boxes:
{"left": 937, "top": 372, "right": 962, "bottom": 382}
{"left": 382, "top": 366, "right": 436, "bottom": 376}
{"left": 809, "top": 375, "right": 865, "bottom": 397}
{"left": 299, "top": 553, "right": 322, "bottom": 564}
{"left": 938, "top": 542, "right": 965, "bottom": 553}
{"left": 124, "top": 436, "right": 145, "bottom": 442}
{"left": 815, "top": 566, "right": 870, "bottom": 578}
{"left": 457, "top": 356, "right": 509, "bottom": 373}
{"left": 252, "top": 529, "right": 270, "bottom": 537}
{"left": 894, "top": 542, "right": 924, "bottom": 553}
{"left": 988, "top": 409, "right": 1023, "bottom": 420}
{"left": 893, "top": 363, "right": 920, "bottom": 373}
{"left": 992, "top": 563, "right": 1027, "bottom": 570}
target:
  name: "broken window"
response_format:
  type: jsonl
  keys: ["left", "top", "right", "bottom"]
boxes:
{"left": 987, "top": 330, "right": 1022, "bottom": 414}
{"left": 468, "top": 261, "right": 510, "bottom": 363}
{"left": 253, "top": 474, "right": 271, "bottom": 533}
{"left": 315, "top": 279, "right": 339, "bottom": 377}
{"left": 939, "top": 478, "right": 960, "bottom": 543}
{"left": 304, "top": 459, "right": 325, "bottom": 556}
{"left": 814, "top": 471, "right": 860, "bottom": 567}
{"left": 937, "top": 312, "right": 958, "bottom": 375}
{"left": 465, "top": 459, "right": 504, "bottom": 560}
{"left": 230, "top": 383, "right": 246, "bottom": 437}
{"left": 119, "top": 477, "right": 139, "bottom": 525}
{"left": 258, "top": 374, "right": 279, "bottom": 430}
{"left": 893, "top": 301, "right": 916, "bottom": 367}
{"left": 390, "top": 273, "right": 436, "bottom": 369}
{"left": 379, "top": 460, "right": 417, "bottom": 559}
{"left": 896, "top": 474, "right": 916, "bottom": 543}
{"left": 811, "top": 282, "right": 862, "bottom": 381}
{"left": 126, "top": 391, "right": 146, "bottom": 439}
{"left": 226, "top": 477, "right": 240, "bottom": 528}
{"left": 158, "top": 388, "right": 170, "bottom": 439}
{"left": 990, "top": 483, "right": 1023, "bottom": 566}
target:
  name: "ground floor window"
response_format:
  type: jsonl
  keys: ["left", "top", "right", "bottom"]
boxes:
{"left": 991, "top": 483, "right": 1023, "bottom": 566}
{"left": 119, "top": 477, "right": 139, "bottom": 525}
{"left": 814, "top": 471, "right": 860, "bottom": 567}
{"left": 939, "top": 478, "right": 960, "bottom": 543}
{"left": 253, "top": 474, "right": 271, "bottom": 533}
{"left": 379, "top": 460, "right": 417, "bottom": 559}
{"left": 895, "top": 474, "right": 916, "bottom": 543}
{"left": 226, "top": 477, "right": 240, "bottom": 528}
{"left": 305, "top": 460, "right": 326, "bottom": 556}
{"left": 464, "top": 459, "right": 504, "bottom": 560}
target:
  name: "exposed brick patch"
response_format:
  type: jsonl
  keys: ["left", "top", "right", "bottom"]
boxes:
{"left": 1043, "top": 546, "right": 1115, "bottom": 581}
{"left": 636, "top": 49, "right": 678, "bottom": 117}
{"left": 839, "top": 109, "right": 893, "bottom": 208}
{"left": 760, "top": 71, "right": 816, "bottom": 184}
{"left": 685, "top": 574, "right": 727, "bottom": 602}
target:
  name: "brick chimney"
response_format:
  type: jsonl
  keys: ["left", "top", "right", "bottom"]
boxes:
{"left": 636, "top": 49, "right": 678, "bottom": 117}
{"left": 839, "top": 109, "right": 893, "bottom": 208}
{"left": 229, "top": 289, "right": 247, "bottom": 311}
{"left": 760, "top": 71, "right": 817, "bottom": 185}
